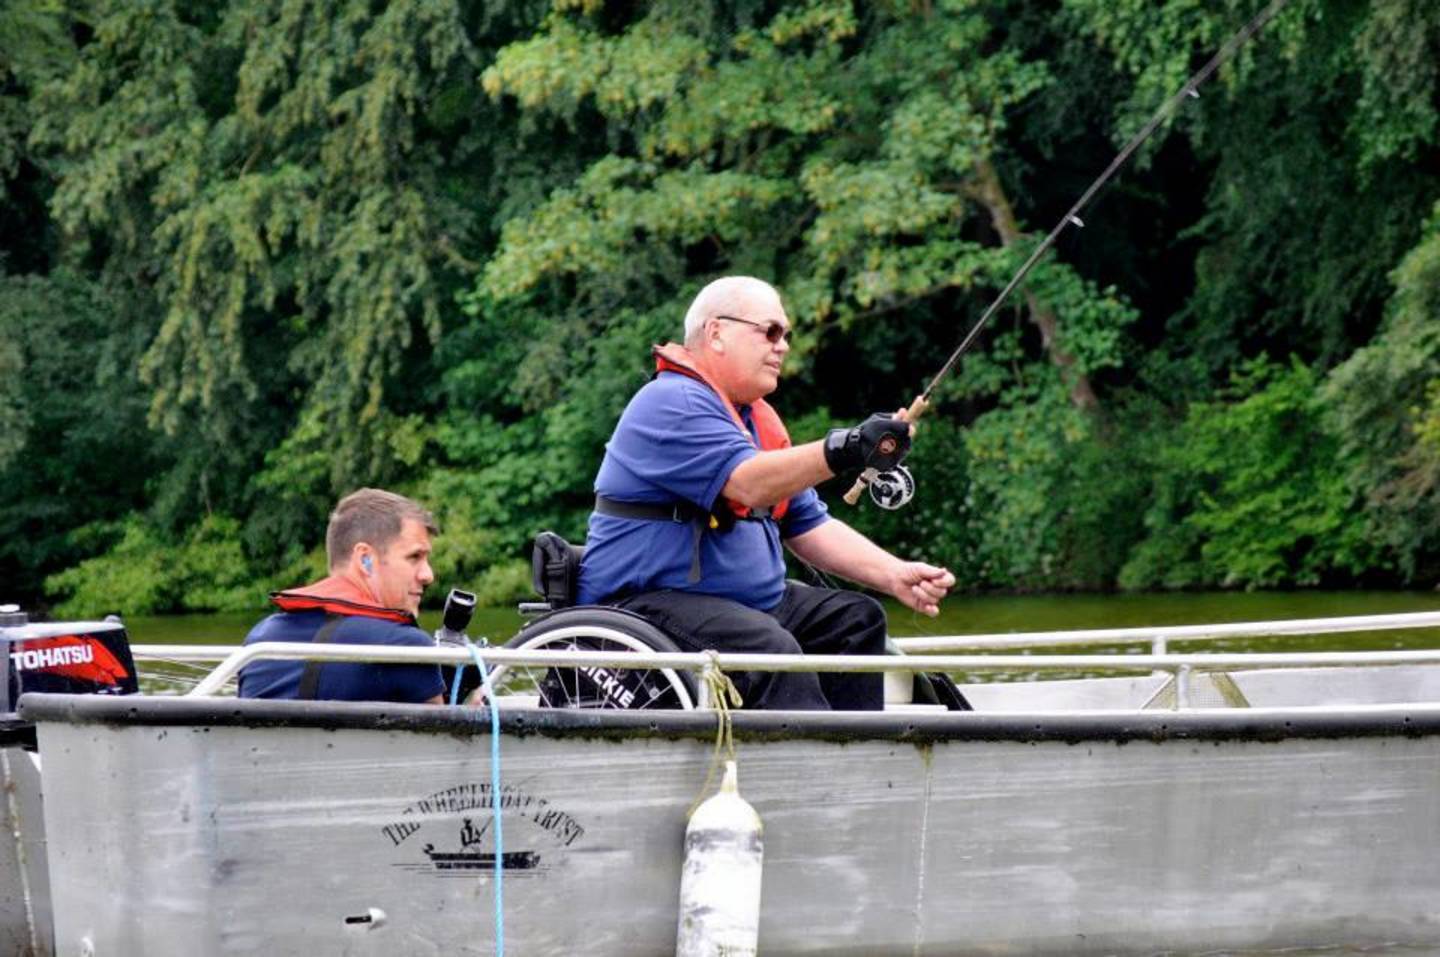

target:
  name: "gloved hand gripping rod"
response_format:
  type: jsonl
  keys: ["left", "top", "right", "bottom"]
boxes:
{"left": 844, "top": 0, "right": 1294, "bottom": 507}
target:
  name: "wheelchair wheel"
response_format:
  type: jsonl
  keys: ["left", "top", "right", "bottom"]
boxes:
{"left": 477, "top": 607, "right": 699, "bottom": 711}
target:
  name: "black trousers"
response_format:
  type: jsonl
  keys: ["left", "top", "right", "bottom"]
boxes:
{"left": 617, "top": 582, "right": 888, "bottom": 711}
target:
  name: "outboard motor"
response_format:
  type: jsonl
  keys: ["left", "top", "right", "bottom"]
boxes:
{"left": 1, "top": 603, "right": 140, "bottom": 730}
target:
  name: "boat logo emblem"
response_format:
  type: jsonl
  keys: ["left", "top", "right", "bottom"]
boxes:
{"left": 380, "top": 783, "right": 585, "bottom": 878}
{"left": 422, "top": 817, "right": 541, "bottom": 871}
{"left": 8, "top": 635, "right": 132, "bottom": 686}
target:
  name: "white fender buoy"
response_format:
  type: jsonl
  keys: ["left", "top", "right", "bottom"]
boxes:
{"left": 676, "top": 760, "right": 763, "bottom": 957}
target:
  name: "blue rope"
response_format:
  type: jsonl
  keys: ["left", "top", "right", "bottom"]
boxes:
{"left": 447, "top": 654, "right": 468, "bottom": 706}
{"left": 449, "top": 640, "right": 505, "bottom": 956}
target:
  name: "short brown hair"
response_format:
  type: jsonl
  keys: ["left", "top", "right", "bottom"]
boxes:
{"left": 326, "top": 488, "right": 438, "bottom": 569}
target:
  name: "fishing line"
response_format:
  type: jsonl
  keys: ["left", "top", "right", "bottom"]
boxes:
{"left": 845, "top": 0, "right": 1295, "bottom": 506}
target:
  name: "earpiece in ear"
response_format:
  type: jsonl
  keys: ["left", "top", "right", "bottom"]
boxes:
{"left": 362, "top": 555, "right": 374, "bottom": 576}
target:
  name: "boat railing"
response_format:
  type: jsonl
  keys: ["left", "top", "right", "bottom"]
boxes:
{"left": 132, "top": 607, "right": 1440, "bottom": 667}
{"left": 125, "top": 610, "right": 1440, "bottom": 709}
{"left": 131, "top": 609, "right": 1440, "bottom": 671}
{"left": 159, "top": 641, "right": 1440, "bottom": 711}
{"left": 888, "top": 610, "right": 1440, "bottom": 654}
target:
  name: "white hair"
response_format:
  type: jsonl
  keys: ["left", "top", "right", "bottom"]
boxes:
{"left": 682, "top": 276, "right": 781, "bottom": 347}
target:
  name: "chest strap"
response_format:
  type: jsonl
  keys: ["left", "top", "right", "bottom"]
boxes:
{"left": 594, "top": 495, "right": 708, "bottom": 583}
{"left": 596, "top": 494, "right": 773, "bottom": 584}
{"left": 296, "top": 614, "right": 347, "bottom": 700}
{"left": 593, "top": 495, "right": 706, "bottom": 523}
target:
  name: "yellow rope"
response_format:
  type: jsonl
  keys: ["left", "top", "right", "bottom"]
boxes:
{"left": 687, "top": 651, "right": 744, "bottom": 818}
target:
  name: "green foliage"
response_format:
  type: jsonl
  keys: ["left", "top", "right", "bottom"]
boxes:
{"left": 1321, "top": 204, "right": 1440, "bottom": 581}
{"left": 0, "top": 1, "right": 69, "bottom": 183}
{"left": 1415, "top": 381, "right": 1440, "bottom": 461}
{"left": 1349, "top": 0, "right": 1440, "bottom": 169}
{"left": 1122, "top": 359, "right": 1376, "bottom": 589}
{"left": 479, "top": 158, "right": 795, "bottom": 302}
{"left": 1011, "top": 256, "right": 1139, "bottom": 378}
{"left": 1067, "top": 0, "right": 1439, "bottom": 370}
{"left": 471, "top": 560, "right": 536, "bottom": 607}
{"left": 475, "top": 0, "right": 1123, "bottom": 363}
{"left": 45, "top": 515, "right": 276, "bottom": 617}
{"left": 961, "top": 385, "right": 1149, "bottom": 589}
{"left": 27, "top": 0, "right": 490, "bottom": 504}
{"left": 0, "top": 269, "right": 157, "bottom": 603}
{"left": 0, "top": 332, "right": 26, "bottom": 469}
{"left": 1, "top": 0, "right": 1438, "bottom": 612}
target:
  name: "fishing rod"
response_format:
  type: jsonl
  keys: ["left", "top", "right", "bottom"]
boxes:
{"left": 845, "top": 0, "right": 1295, "bottom": 509}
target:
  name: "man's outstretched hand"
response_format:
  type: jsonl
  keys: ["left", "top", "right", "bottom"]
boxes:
{"left": 887, "top": 562, "right": 956, "bottom": 617}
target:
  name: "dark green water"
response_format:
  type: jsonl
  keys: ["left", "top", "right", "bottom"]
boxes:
{"left": 121, "top": 589, "right": 1440, "bottom": 652}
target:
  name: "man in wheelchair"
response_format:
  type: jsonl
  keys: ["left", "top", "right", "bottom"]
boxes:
{"left": 570, "top": 276, "right": 955, "bottom": 711}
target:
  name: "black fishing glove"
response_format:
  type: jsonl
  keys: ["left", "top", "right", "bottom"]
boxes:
{"left": 823, "top": 414, "right": 911, "bottom": 475}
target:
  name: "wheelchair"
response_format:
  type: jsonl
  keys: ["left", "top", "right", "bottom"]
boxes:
{"left": 465, "top": 532, "right": 968, "bottom": 713}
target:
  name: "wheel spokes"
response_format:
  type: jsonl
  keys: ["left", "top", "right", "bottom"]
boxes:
{"left": 491, "top": 626, "right": 694, "bottom": 710}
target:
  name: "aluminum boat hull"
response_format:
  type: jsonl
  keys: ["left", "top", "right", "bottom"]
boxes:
{"left": 1, "top": 731, "right": 52, "bottom": 957}
{"left": 18, "top": 693, "right": 1440, "bottom": 956}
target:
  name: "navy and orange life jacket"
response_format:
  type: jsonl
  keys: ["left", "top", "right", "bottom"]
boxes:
{"left": 258, "top": 575, "right": 420, "bottom": 701}
{"left": 651, "top": 342, "right": 791, "bottom": 522}
{"left": 270, "top": 575, "right": 415, "bottom": 625}
{"left": 591, "top": 343, "right": 798, "bottom": 583}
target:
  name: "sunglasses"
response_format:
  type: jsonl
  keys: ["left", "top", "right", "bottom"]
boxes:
{"left": 715, "top": 314, "right": 793, "bottom": 344}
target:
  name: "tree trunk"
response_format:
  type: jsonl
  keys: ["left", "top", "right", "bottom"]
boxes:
{"left": 969, "top": 157, "right": 1100, "bottom": 411}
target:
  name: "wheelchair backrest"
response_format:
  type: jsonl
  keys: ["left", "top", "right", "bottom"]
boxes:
{"left": 531, "top": 531, "right": 585, "bottom": 610}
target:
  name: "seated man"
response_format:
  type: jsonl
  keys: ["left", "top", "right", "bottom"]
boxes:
{"left": 239, "top": 488, "right": 445, "bottom": 703}
{"left": 577, "top": 275, "right": 955, "bottom": 711}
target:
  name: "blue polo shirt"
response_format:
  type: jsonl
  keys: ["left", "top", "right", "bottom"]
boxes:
{"left": 576, "top": 371, "right": 829, "bottom": 610}
{"left": 237, "top": 610, "right": 444, "bottom": 703}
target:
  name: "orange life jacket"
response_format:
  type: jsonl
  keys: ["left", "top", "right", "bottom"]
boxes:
{"left": 652, "top": 342, "right": 791, "bottom": 521}
{"left": 270, "top": 574, "right": 415, "bottom": 625}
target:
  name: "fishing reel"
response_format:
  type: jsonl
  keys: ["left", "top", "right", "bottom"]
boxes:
{"left": 867, "top": 466, "right": 915, "bottom": 510}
